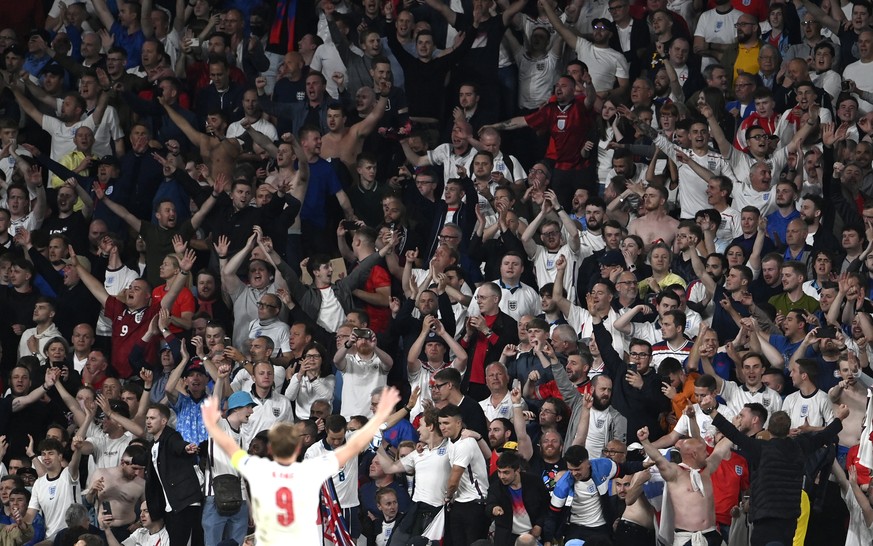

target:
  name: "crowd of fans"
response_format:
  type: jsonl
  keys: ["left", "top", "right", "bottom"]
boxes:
{"left": 2, "top": 0, "right": 873, "bottom": 545}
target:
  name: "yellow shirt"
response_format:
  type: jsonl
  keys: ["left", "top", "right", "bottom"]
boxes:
{"left": 50, "top": 150, "right": 89, "bottom": 212}
{"left": 734, "top": 42, "right": 761, "bottom": 80}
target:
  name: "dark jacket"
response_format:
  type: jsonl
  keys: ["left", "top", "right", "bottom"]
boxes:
{"left": 609, "top": 17, "right": 651, "bottom": 80}
{"left": 593, "top": 322, "right": 670, "bottom": 441}
{"left": 460, "top": 310, "right": 519, "bottom": 387}
{"left": 145, "top": 426, "right": 202, "bottom": 519}
{"left": 486, "top": 471, "right": 550, "bottom": 543}
{"left": 712, "top": 412, "right": 842, "bottom": 522}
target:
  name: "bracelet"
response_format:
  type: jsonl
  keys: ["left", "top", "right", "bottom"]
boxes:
{"left": 554, "top": 207, "right": 563, "bottom": 213}
{"left": 143, "top": 387, "right": 151, "bottom": 392}
{"left": 344, "top": 341, "right": 353, "bottom": 349}
{"left": 403, "top": 406, "right": 412, "bottom": 413}
{"left": 218, "top": 254, "right": 227, "bottom": 260}
{"left": 512, "top": 403, "right": 524, "bottom": 408}
{"left": 42, "top": 384, "right": 50, "bottom": 390}
{"left": 212, "top": 192, "right": 220, "bottom": 198}
{"left": 180, "top": 270, "right": 189, "bottom": 275}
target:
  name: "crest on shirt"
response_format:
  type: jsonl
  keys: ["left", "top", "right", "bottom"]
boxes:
{"left": 587, "top": 484, "right": 596, "bottom": 494}
{"left": 272, "top": 407, "right": 280, "bottom": 417}
{"left": 595, "top": 418, "right": 605, "bottom": 429}
{"left": 762, "top": 397, "right": 771, "bottom": 407}
{"left": 708, "top": 160, "right": 717, "bottom": 170}
{"left": 715, "top": 21, "right": 723, "bottom": 31}
{"left": 735, "top": 465, "right": 743, "bottom": 476}
{"left": 134, "top": 309, "right": 146, "bottom": 324}
{"left": 438, "top": 446, "right": 447, "bottom": 455}
{"left": 508, "top": 300, "right": 517, "bottom": 312}
{"left": 557, "top": 118, "right": 566, "bottom": 131}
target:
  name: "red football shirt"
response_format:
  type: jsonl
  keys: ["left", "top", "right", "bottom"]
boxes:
{"left": 710, "top": 451, "right": 750, "bottom": 526}
{"left": 104, "top": 296, "right": 162, "bottom": 378}
{"left": 524, "top": 95, "right": 593, "bottom": 171}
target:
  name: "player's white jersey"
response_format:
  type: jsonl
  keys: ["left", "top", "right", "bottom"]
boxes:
{"left": 232, "top": 450, "right": 339, "bottom": 545}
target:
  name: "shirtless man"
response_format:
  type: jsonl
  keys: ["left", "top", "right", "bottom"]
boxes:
{"left": 627, "top": 184, "right": 679, "bottom": 251}
{"left": 246, "top": 132, "right": 309, "bottom": 236}
{"left": 612, "top": 470, "right": 656, "bottom": 544}
{"left": 85, "top": 445, "right": 146, "bottom": 539}
{"left": 160, "top": 97, "right": 240, "bottom": 179}
{"left": 638, "top": 426, "right": 729, "bottom": 546}
{"left": 319, "top": 82, "right": 388, "bottom": 175}
{"left": 828, "top": 355, "right": 870, "bottom": 465}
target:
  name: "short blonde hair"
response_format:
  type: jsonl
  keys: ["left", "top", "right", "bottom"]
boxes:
{"left": 268, "top": 422, "right": 302, "bottom": 458}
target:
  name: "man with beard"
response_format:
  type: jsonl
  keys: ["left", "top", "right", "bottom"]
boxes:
{"left": 2, "top": 76, "right": 108, "bottom": 162}
{"left": 628, "top": 185, "right": 679, "bottom": 251}
{"left": 610, "top": 470, "right": 656, "bottom": 545}
{"left": 86, "top": 445, "right": 146, "bottom": 543}
{"left": 40, "top": 182, "right": 91, "bottom": 253}
{"left": 576, "top": 221, "right": 623, "bottom": 293}
{"left": 567, "top": 371, "right": 626, "bottom": 459}
{"left": 651, "top": 374, "right": 735, "bottom": 449}
{"left": 193, "top": 270, "right": 231, "bottom": 328}
{"left": 769, "top": 261, "right": 820, "bottom": 316}
{"left": 789, "top": 326, "right": 849, "bottom": 393}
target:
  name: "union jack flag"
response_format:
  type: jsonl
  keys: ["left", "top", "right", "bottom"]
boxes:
{"left": 317, "top": 479, "right": 354, "bottom": 546}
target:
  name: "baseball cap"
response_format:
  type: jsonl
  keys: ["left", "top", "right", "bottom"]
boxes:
{"left": 4, "top": 44, "right": 24, "bottom": 58}
{"left": 97, "top": 155, "right": 120, "bottom": 168}
{"left": 591, "top": 18, "right": 615, "bottom": 32}
{"left": 227, "top": 391, "right": 257, "bottom": 411}
{"left": 182, "top": 359, "right": 208, "bottom": 377}
{"left": 424, "top": 330, "right": 447, "bottom": 348}
{"left": 497, "top": 441, "right": 519, "bottom": 453}
{"left": 565, "top": 540, "right": 586, "bottom": 546}
{"left": 28, "top": 29, "right": 51, "bottom": 43}
{"left": 41, "top": 63, "right": 65, "bottom": 77}
{"left": 598, "top": 249, "right": 624, "bottom": 267}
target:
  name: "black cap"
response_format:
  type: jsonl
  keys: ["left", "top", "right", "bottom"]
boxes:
{"left": 591, "top": 18, "right": 616, "bottom": 32}
{"left": 41, "top": 63, "right": 65, "bottom": 77}
{"left": 4, "top": 44, "right": 24, "bottom": 58}
{"left": 599, "top": 249, "right": 624, "bottom": 267}
{"left": 97, "top": 155, "right": 120, "bottom": 167}
{"left": 424, "top": 330, "right": 448, "bottom": 349}
{"left": 28, "top": 29, "right": 51, "bottom": 43}
{"left": 182, "top": 359, "right": 208, "bottom": 377}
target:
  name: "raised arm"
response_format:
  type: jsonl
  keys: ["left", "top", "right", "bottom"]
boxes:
{"left": 335, "top": 387, "right": 401, "bottom": 466}
{"left": 93, "top": 185, "right": 141, "bottom": 232}
{"left": 539, "top": 0, "right": 581, "bottom": 49}
{"left": 6, "top": 81, "right": 45, "bottom": 126}
{"left": 159, "top": 97, "right": 206, "bottom": 148}
{"left": 220, "top": 232, "right": 257, "bottom": 294}
{"left": 69, "top": 247, "right": 109, "bottom": 306}
{"left": 637, "top": 426, "right": 677, "bottom": 480}
{"left": 91, "top": 0, "right": 117, "bottom": 32}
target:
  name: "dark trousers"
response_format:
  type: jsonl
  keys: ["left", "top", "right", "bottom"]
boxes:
{"left": 565, "top": 523, "right": 612, "bottom": 542}
{"left": 751, "top": 518, "right": 797, "bottom": 546}
{"left": 614, "top": 519, "right": 656, "bottom": 546}
{"left": 444, "top": 501, "right": 487, "bottom": 546}
{"left": 165, "top": 504, "right": 204, "bottom": 546}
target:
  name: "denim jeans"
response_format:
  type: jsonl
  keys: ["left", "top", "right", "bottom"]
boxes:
{"left": 202, "top": 496, "right": 249, "bottom": 546}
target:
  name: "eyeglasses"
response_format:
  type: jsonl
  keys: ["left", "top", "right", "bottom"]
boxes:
{"left": 628, "top": 351, "right": 651, "bottom": 358}
{"left": 438, "top": 233, "right": 459, "bottom": 240}
{"left": 734, "top": 22, "right": 756, "bottom": 27}
{"left": 256, "top": 302, "right": 279, "bottom": 309}
{"left": 303, "top": 353, "right": 322, "bottom": 360}
{"left": 429, "top": 382, "right": 447, "bottom": 390}
{"left": 748, "top": 134, "right": 775, "bottom": 141}
{"left": 529, "top": 168, "right": 548, "bottom": 176}
{"left": 593, "top": 24, "right": 610, "bottom": 30}
{"left": 801, "top": 20, "right": 816, "bottom": 25}
{"left": 615, "top": 280, "right": 635, "bottom": 285}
